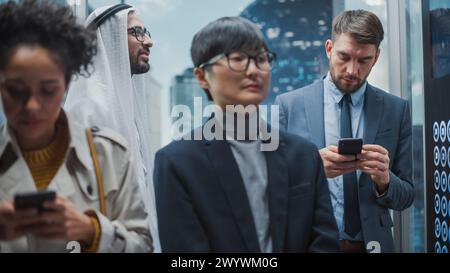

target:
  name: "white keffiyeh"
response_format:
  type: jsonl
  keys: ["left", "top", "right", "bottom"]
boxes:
{"left": 64, "top": 5, "right": 160, "bottom": 252}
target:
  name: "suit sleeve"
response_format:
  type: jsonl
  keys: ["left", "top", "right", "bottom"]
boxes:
{"left": 375, "top": 101, "right": 414, "bottom": 211}
{"left": 154, "top": 150, "right": 210, "bottom": 252}
{"left": 308, "top": 150, "right": 341, "bottom": 253}
{"left": 274, "top": 95, "right": 288, "bottom": 132}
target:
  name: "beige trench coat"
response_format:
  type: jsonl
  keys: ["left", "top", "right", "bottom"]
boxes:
{"left": 0, "top": 112, "right": 153, "bottom": 253}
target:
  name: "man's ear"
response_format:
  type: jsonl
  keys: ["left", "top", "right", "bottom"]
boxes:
{"left": 325, "top": 39, "right": 333, "bottom": 59}
{"left": 194, "top": 67, "right": 210, "bottom": 90}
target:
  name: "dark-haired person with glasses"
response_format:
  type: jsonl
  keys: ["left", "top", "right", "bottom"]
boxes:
{"left": 64, "top": 5, "right": 160, "bottom": 252}
{"left": 154, "top": 16, "right": 339, "bottom": 253}
{"left": 127, "top": 16, "right": 152, "bottom": 74}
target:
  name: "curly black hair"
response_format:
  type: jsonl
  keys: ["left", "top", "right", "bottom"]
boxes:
{"left": 0, "top": 0, "right": 97, "bottom": 84}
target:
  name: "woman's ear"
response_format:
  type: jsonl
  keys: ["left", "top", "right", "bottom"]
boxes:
{"left": 194, "top": 67, "right": 210, "bottom": 90}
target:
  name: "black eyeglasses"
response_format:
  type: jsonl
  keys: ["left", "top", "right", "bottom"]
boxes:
{"left": 127, "top": 26, "right": 151, "bottom": 42}
{"left": 198, "top": 51, "right": 277, "bottom": 72}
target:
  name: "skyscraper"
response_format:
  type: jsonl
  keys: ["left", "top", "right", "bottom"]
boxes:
{"left": 170, "top": 68, "right": 211, "bottom": 130}
{"left": 241, "top": 0, "right": 333, "bottom": 105}
{"left": 143, "top": 74, "right": 163, "bottom": 159}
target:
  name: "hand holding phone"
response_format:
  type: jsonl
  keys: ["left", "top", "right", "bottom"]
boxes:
{"left": 338, "top": 138, "right": 363, "bottom": 155}
{"left": 0, "top": 199, "right": 41, "bottom": 241}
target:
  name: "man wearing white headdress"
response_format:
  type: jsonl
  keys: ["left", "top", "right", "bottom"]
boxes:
{"left": 64, "top": 5, "right": 160, "bottom": 252}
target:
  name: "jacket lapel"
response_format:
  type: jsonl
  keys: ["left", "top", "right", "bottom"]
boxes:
{"left": 205, "top": 139, "right": 261, "bottom": 252}
{"left": 363, "top": 84, "right": 383, "bottom": 144}
{"left": 304, "top": 80, "right": 325, "bottom": 148}
{"left": 264, "top": 137, "right": 289, "bottom": 252}
{"left": 0, "top": 127, "right": 36, "bottom": 196}
{"left": 0, "top": 157, "right": 36, "bottom": 199}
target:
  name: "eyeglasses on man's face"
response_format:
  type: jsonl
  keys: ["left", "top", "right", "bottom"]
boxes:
{"left": 127, "top": 26, "right": 151, "bottom": 42}
{"left": 198, "top": 51, "right": 277, "bottom": 72}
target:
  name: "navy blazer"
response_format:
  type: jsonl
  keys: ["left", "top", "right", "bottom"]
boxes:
{"left": 275, "top": 80, "right": 414, "bottom": 253}
{"left": 154, "top": 128, "right": 340, "bottom": 253}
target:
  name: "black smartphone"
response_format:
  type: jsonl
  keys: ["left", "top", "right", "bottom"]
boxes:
{"left": 338, "top": 138, "right": 363, "bottom": 155}
{"left": 14, "top": 190, "right": 56, "bottom": 211}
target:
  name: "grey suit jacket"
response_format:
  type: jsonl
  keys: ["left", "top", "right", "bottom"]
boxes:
{"left": 274, "top": 79, "right": 414, "bottom": 253}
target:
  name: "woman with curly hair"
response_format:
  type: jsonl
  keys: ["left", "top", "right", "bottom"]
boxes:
{"left": 0, "top": 0, "right": 153, "bottom": 253}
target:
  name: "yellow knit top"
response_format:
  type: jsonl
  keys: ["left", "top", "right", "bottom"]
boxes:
{"left": 22, "top": 123, "right": 69, "bottom": 190}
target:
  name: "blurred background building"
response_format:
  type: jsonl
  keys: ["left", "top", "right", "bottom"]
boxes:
{"left": 240, "top": 0, "right": 332, "bottom": 104}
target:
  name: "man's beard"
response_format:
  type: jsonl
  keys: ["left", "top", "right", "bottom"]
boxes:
{"left": 330, "top": 69, "right": 365, "bottom": 94}
{"left": 130, "top": 55, "right": 150, "bottom": 75}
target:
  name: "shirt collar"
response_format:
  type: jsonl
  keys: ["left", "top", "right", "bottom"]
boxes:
{"left": 324, "top": 72, "right": 367, "bottom": 106}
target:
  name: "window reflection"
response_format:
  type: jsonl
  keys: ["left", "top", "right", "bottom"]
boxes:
{"left": 430, "top": 8, "right": 450, "bottom": 79}
{"left": 241, "top": 0, "right": 332, "bottom": 105}
{"left": 406, "top": 0, "right": 425, "bottom": 253}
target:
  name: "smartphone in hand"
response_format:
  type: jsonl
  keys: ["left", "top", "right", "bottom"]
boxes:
{"left": 14, "top": 190, "right": 56, "bottom": 211}
{"left": 338, "top": 138, "right": 363, "bottom": 155}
